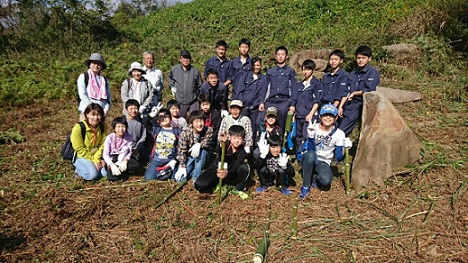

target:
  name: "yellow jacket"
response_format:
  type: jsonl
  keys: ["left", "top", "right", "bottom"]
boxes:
{"left": 70, "top": 121, "right": 106, "bottom": 163}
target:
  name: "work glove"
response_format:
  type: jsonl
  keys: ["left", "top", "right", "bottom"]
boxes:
{"left": 244, "top": 146, "right": 251, "bottom": 155}
{"left": 170, "top": 85, "right": 176, "bottom": 97}
{"left": 221, "top": 110, "right": 229, "bottom": 118}
{"left": 110, "top": 163, "right": 121, "bottom": 176}
{"left": 344, "top": 137, "right": 353, "bottom": 148}
{"left": 189, "top": 142, "right": 201, "bottom": 158}
{"left": 119, "top": 160, "right": 128, "bottom": 172}
{"left": 139, "top": 105, "right": 146, "bottom": 114}
{"left": 218, "top": 162, "right": 228, "bottom": 170}
{"left": 149, "top": 102, "right": 163, "bottom": 118}
{"left": 174, "top": 167, "right": 187, "bottom": 182}
{"left": 258, "top": 139, "right": 269, "bottom": 159}
{"left": 307, "top": 120, "right": 320, "bottom": 138}
{"left": 167, "top": 159, "right": 177, "bottom": 170}
{"left": 278, "top": 153, "right": 289, "bottom": 169}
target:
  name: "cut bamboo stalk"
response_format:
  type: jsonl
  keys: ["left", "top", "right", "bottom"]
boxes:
{"left": 253, "top": 202, "right": 271, "bottom": 263}
{"left": 292, "top": 197, "right": 298, "bottom": 237}
{"left": 154, "top": 180, "right": 187, "bottom": 209}
{"left": 217, "top": 141, "right": 226, "bottom": 204}
{"left": 345, "top": 147, "right": 351, "bottom": 196}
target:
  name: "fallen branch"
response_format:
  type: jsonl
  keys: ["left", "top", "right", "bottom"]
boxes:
{"left": 356, "top": 199, "right": 402, "bottom": 231}
{"left": 154, "top": 180, "right": 187, "bottom": 209}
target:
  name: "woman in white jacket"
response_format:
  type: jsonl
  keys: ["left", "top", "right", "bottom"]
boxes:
{"left": 121, "top": 62, "right": 155, "bottom": 116}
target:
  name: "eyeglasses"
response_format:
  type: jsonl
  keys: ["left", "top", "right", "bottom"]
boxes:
{"left": 157, "top": 115, "right": 171, "bottom": 120}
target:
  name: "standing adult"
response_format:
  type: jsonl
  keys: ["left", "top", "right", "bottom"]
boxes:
{"left": 77, "top": 53, "right": 111, "bottom": 120}
{"left": 121, "top": 62, "right": 154, "bottom": 116}
{"left": 168, "top": 50, "right": 202, "bottom": 118}
{"left": 142, "top": 51, "right": 164, "bottom": 106}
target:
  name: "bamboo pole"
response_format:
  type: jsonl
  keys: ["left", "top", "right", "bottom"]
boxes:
{"left": 253, "top": 202, "right": 271, "bottom": 263}
{"left": 217, "top": 141, "right": 227, "bottom": 204}
{"left": 345, "top": 147, "right": 351, "bottom": 196}
{"left": 154, "top": 180, "right": 187, "bottom": 209}
{"left": 292, "top": 197, "right": 299, "bottom": 237}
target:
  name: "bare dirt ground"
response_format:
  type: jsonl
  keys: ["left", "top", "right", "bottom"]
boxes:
{"left": 0, "top": 92, "right": 467, "bottom": 262}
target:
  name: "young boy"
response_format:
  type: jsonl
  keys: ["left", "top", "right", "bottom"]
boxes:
{"left": 199, "top": 93, "right": 222, "bottom": 147}
{"left": 254, "top": 106, "right": 282, "bottom": 159}
{"left": 228, "top": 38, "right": 252, "bottom": 89}
{"left": 194, "top": 125, "right": 249, "bottom": 199}
{"left": 299, "top": 104, "right": 351, "bottom": 198}
{"left": 174, "top": 110, "right": 213, "bottom": 182}
{"left": 258, "top": 46, "right": 297, "bottom": 134}
{"left": 168, "top": 50, "right": 202, "bottom": 118}
{"left": 200, "top": 69, "right": 228, "bottom": 116}
{"left": 204, "top": 40, "right": 231, "bottom": 87}
{"left": 103, "top": 116, "right": 141, "bottom": 181}
{"left": 218, "top": 100, "right": 253, "bottom": 155}
{"left": 166, "top": 99, "right": 187, "bottom": 130}
{"left": 144, "top": 109, "right": 181, "bottom": 181}
{"left": 124, "top": 99, "right": 150, "bottom": 165}
{"left": 256, "top": 135, "right": 295, "bottom": 195}
{"left": 321, "top": 49, "right": 349, "bottom": 108}
{"left": 338, "top": 46, "right": 380, "bottom": 136}
{"left": 294, "top": 59, "right": 323, "bottom": 147}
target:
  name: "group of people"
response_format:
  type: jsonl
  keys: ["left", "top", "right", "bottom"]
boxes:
{"left": 70, "top": 39, "right": 380, "bottom": 199}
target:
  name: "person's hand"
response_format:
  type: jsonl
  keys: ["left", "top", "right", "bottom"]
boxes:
{"left": 278, "top": 153, "right": 289, "bottom": 169}
{"left": 258, "top": 103, "right": 264, "bottom": 112}
{"left": 216, "top": 168, "right": 228, "bottom": 179}
{"left": 119, "top": 160, "right": 128, "bottom": 172}
{"left": 218, "top": 162, "right": 228, "bottom": 170}
{"left": 219, "top": 132, "right": 228, "bottom": 143}
{"left": 307, "top": 120, "right": 319, "bottom": 138}
{"left": 189, "top": 142, "right": 201, "bottom": 158}
{"left": 258, "top": 139, "right": 269, "bottom": 159}
{"left": 110, "top": 163, "right": 121, "bottom": 176}
{"left": 221, "top": 110, "right": 229, "bottom": 118}
{"left": 170, "top": 85, "right": 176, "bottom": 97}
{"left": 288, "top": 106, "right": 295, "bottom": 114}
{"left": 149, "top": 102, "right": 163, "bottom": 118}
{"left": 139, "top": 105, "right": 146, "bottom": 114}
{"left": 174, "top": 167, "right": 187, "bottom": 182}
{"left": 244, "top": 146, "right": 251, "bottom": 155}
{"left": 348, "top": 92, "right": 355, "bottom": 101}
{"left": 344, "top": 137, "right": 353, "bottom": 148}
{"left": 94, "top": 162, "right": 102, "bottom": 171}
{"left": 167, "top": 160, "right": 177, "bottom": 170}
{"left": 305, "top": 113, "right": 313, "bottom": 122}
{"left": 338, "top": 107, "right": 344, "bottom": 118}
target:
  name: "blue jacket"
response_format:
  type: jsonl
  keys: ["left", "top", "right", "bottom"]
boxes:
{"left": 232, "top": 71, "right": 266, "bottom": 109}
{"left": 348, "top": 64, "right": 380, "bottom": 102}
{"left": 228, "top": 56, "right": 252, "bottom": 87}
{"left": 204, "top": 56, "right": 230, "bottom": 83}
{"left": 322, "top": 68, "right": 349, "bottom": 103}
{"left": 200, "top": 82, "right": 228, "bottom": 111}
{"left": 294, "top": 77, "right": 323, "bottom": 118}
{"left": 261, "top": 65, "right": 298, "bottom": 106}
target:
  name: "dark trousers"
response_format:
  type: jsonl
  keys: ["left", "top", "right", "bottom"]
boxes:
{"left": 194, "top": 163, "right": 250, "bottom": 193}
{"left": 258, "top": 166, "right": 293, "bottom": 188}
{"left": 108, "top": 155, "right": 140, "bottom": 181}
{"left": 180, "top": 101, "right": 199, "bottom": 119}
{"left": 338, "top": 100, "right": 362, "bottom": 137}
{"left": 257, "top": 97, "right": 290, "bottom": 136}
{"left": 242, "top": 107, "right": 259, "bottom": 139}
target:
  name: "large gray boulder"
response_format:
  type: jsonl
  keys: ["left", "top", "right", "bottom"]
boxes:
{"left": 289, "top": 49, "right": 331, "bottom": 72}
{"left": 377, "top": 87, "right": 422, "bottom": 103}
{"left": 351, "top": 91, "right": 422, "bottom": 187}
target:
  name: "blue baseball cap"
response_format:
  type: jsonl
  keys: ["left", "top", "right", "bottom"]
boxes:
{"left": 320, "top": 104, "right": 338, "bottom": 116}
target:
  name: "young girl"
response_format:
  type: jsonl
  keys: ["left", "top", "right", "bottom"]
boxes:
{"left": 71, "top": 103, "right": 107, "bottom": 180}
{"left": 167, "top": 99, "right": 187, "bottom": 130}
{"left": 121, "top": 62, "right": 154, "bottom": 116}
{"left": 103, "top": 116, "right": 140, "bottom": 181}
{"left": 253, "top": 106, "right": 282, "bottom": 160}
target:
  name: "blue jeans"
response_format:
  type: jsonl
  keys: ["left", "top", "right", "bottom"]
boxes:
{"left": 144, "top": 158, "right": 173, "bottom": 181}
{"left": 185, "top": 149, "right": 208, "bottom": 181}
{"left": 301, "top": 151, "right": 333, "bottom": 187}
{"left": 74, "top": 158, "right": 107, "bottom": 181}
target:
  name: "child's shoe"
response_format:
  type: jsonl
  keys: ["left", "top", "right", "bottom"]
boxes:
{"left": 300, "top": 186, "right": 310, "bottom": 199}
{"left": 279, "top": 186, "right": 291, "bottom": 195}
{"left": 256, "top": 185, "right": 268, "bottom": 193}
{"left": 311, "top": 179, "right": 318, "bottom": 189}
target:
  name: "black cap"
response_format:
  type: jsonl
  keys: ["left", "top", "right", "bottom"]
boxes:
{"left": 180, "top": 50, "right": 191, "bottom": 58}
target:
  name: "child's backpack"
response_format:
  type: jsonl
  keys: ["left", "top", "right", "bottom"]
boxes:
{"left": 61, "top": 122, "right": 104, "bottom": 162}
{"left": 77, "top": 71, "right": 109, "bottom": 107}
